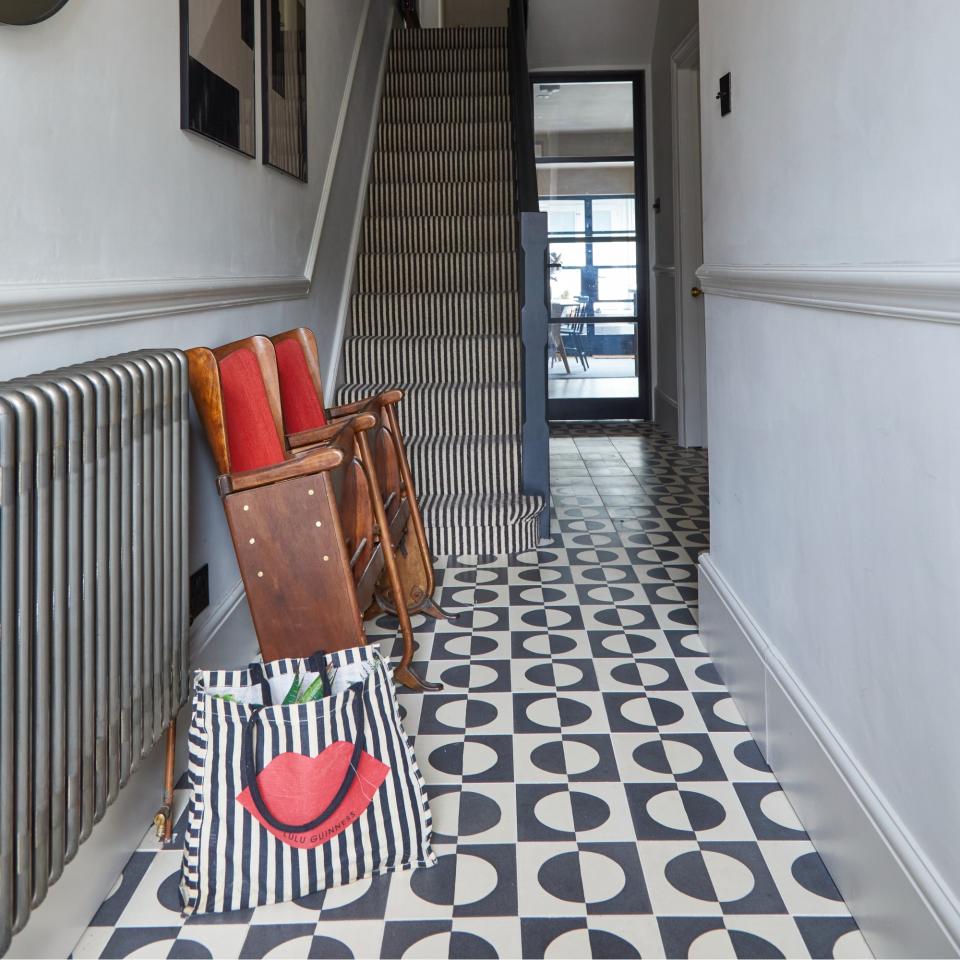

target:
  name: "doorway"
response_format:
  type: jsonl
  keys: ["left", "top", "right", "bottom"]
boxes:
{"left": 532, "top": 73, "right": 651, "bottom": 421}
{"left": 672, "top": 28, "right": 707, "bottom": 448}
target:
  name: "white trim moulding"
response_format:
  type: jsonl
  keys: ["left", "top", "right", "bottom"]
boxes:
{"left": 0, "top": 275, "right": 309, "bottom": 339}
{"left": 324, "top": 1, "right": 394, "bottom": 392}
{"left": 696, "top": 263, "right": 960, "bottom": 326}
{"left": 303, "top": 0, "right": 373, "bottom": 282}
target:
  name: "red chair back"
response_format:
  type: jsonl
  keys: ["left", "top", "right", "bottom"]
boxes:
{"left": 218, "top": 347, "right": 286, "bottom": 472}
{"left": 274, "top": 336, "right": 327, "bottom": 432}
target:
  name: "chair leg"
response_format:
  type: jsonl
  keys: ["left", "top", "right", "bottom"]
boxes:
{"left": 417, "top": 597, "right": 458, "bottom": 620}
{"left": 357, "top": 430, "right": 442, "bottom": 693}
{"left": 154, "top": 721, "right": 177, "bottom": 842}
{"left": 383, "top": 404, "right": 458, "bottom": 622}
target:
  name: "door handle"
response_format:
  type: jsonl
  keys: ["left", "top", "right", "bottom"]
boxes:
{"left": 690, "top": 286, "right": 703, "bottom": 298}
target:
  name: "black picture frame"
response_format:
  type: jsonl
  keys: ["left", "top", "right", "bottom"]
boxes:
{"left": 261, "top": 0, "right": 308, "bottom": 181}
{"left": 0, "top": 0, "right": 71, "bottom": 25}
{"left": 179, "top": 0, "right": 257, "bottom": 157}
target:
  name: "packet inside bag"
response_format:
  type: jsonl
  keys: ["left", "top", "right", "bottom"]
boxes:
{"left": 206, "top": 654, "right": 377, "bottom": 708}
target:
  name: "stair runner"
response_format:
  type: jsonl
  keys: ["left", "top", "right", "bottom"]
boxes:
{"left": 338, "top": 26, "right": 545, "bottom": 557}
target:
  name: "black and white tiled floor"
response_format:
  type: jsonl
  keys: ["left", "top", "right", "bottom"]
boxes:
{"left": 74, "top": 423, "right": 870, "bottom": 959}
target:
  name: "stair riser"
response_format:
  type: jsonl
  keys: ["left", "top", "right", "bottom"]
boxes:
{"left": 388, "top": 46, "right": 507, "bottom": 75}
{"left": 426, "top": 515, "right": 541, "bottom": 558}
{"left": 384, "top": 70, "right": 508, "bottom": 98}
{"left": 356, "top": 253, "right": 516, "bottom": 294}
{"left": 362, "top": 217, "right": 515, "bottom": 255}
{"left": 376, "top": 121, "right": 511, "bottom": 154}
{"left": 381, "top": 95, "right": 510, "bottom": 125}
{"left": 367, "top": 181, "right": 513, "bottom": 217}
{"left": 372, "top": 150, "right": 512, "bottom": 185}
{"left": 408, "top": 444, "right": 521, "bottom": 496}
{"left": 343, "top": 336, "right": 520, "bottom": 385}
{"left": 351, "top": 294, "right": 519, "bottom": 337}
{"left": 391, "top": 26, "right": 507, "bottom": 51}
{"left": 387, "top": 47, "right": 508, "bottom": 75}
{"left": 338, "top": 384, "right": 521, "bottom": 439}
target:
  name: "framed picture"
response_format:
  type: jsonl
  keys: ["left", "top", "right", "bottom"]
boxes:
{"left": 261, "top": 0, "right": 307, "bottom": 181}
{"left": 179, "top": 0, "right": 256, "bottom": 157}
{"left": 0, "top": 0, "right": 72, "bottom": 25}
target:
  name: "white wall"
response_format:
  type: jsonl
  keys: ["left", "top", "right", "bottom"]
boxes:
{"left": 698, "top": 0, "right": 960, "bottom": 954}
{"left": 649, "top": 0, "right": 697, "bottom": 437}
{"left": 0, "top": 0, "right": 394, "bottom": 643}
{"left": 527, "top": 0, "right": 659, "bottom": 72}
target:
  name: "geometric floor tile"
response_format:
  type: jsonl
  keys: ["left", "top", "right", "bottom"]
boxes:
{"left": 72, "top": 423, "right": 870, "bottom": 959}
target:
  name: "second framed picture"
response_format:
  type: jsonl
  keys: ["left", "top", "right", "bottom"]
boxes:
{"left": 261, "top": 0, "right": 308, "bottom": 181}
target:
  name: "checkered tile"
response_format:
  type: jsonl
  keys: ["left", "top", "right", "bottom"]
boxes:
{"left": 72, "top": 423, "right": 870, "bottom": 960}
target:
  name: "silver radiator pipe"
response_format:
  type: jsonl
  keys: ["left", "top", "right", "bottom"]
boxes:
{"left": 0, "top": 350, "right": 189, "bottom": 953}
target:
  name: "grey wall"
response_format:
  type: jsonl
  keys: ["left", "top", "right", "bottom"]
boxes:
{"left": 527, "top": 0, "right": 659, "bottom": 72}
{"left": 0, "top": 0, "right": 394, "bottom": 653}
{"left": 443, "top": 0, "right": 508, "bottom": 27}
{"left": 698, "top": 0, "right": 960, "bottom": 951}
{"left": 648, "top": 0, "right": 697, "bottom": 437}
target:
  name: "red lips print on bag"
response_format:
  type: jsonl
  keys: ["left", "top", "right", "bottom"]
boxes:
{"left": 236, "top": 741, "right": 390, "bottom": 849}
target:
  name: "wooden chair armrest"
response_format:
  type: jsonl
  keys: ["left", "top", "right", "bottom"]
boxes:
{"left": 327, "top": 389, "right": 404, "bottom": 418}
{"left": 287, "top": 412, "right": 378, "bottom": 450}
{"left": 218, "top": 446, "right": 345, "bottom": 495}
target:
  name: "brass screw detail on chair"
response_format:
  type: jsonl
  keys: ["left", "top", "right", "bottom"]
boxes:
{"left": 257, "top": 571, "right": 264, "bottom": 578}
{"left": 243, "top": 504, "right": 250, "bottom": 511}
{"left": 249, "top": 538, "right": 256, "bottom": 544}
{"left": 315, "top": 521, "right": 322, "bottom": 527}
{"left": 323, "top": 555, "right": 329, "bottom": 562}
{"left": 308, "top": 489, "right": 314, "bottom": 496}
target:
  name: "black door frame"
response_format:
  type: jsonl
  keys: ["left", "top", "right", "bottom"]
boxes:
{"left": 531, "top": 70, "right": 651, "bottom": 422}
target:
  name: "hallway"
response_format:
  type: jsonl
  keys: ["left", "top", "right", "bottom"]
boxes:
{"left": 73, "top": 425, "right": 868, "bottom": 960}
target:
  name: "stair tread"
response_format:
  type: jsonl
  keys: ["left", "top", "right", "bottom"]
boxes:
{"left": 420, "top": 491, "right": 545, "bottom": 516}
{"left": 406, "top": 433, "right": 521, "bottom": 446}
{"left": 370, "top": 176, "right": 513, "bottom": 185}
{"left": 386, "top": 68, "right": 507, "bottom": 79}
{"left": 391, "top": 30, "right": 507, "bottom": 51}
{"left": 382, "top": 92, "right": 509, "bottom": 101}
{"left": 377, "top": 119, "right": 511, "bottom": 128}
{"left": 347, "top": 332, "right": 516, "bottom": 341}
{"left": 339, "top": 382, "right": 521, "bottom": 393}
{"left": 374, "top": 146, "right": 510, "bottom": 157}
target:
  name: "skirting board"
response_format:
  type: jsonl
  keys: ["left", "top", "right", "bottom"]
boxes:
{"left": 8, "top": 586, "right": 259, "bottom": 959}
{"left": 698, "top": 554, "right": 960, "bottom": 959}
{"left": 654, "top": 386, "right": 679, "bottom": 440}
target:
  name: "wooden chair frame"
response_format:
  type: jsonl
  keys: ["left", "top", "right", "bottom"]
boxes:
{"left": 189, "top": 337, "right": 436, "bottom": 692}
{"left": 270, "top": 328, "right": 454, "bottom": 629}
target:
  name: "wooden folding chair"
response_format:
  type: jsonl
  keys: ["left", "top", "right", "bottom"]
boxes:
{"left": 270, "top": 328, "right": 453, "bottom": 632}
{"left": 186, "top": 337, "right": 434, "bottom": 690}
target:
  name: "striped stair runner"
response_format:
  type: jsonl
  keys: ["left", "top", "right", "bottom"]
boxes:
{"left": 339, "top": 25, "right": 545, "bottom": 557}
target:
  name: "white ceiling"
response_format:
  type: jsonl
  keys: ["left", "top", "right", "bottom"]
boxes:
{"left": 527, "top": 0, "right": 660, "bottom": 72}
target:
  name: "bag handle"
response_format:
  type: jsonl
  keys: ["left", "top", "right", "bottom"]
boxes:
{"left": 241, "top": 686, "right": 366, "bottom": 835}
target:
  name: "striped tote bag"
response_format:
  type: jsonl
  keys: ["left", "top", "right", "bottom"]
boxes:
{"left": 179, "top": 644, "right": 435, "bottom": 915}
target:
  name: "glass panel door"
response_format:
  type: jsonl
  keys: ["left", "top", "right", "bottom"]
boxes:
{"left": 533, "top": 78, "right": 649, "bottom": 420}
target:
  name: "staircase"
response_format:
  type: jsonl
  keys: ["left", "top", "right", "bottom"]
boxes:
{"left": 339, "top": 26, "right": 545, "bottom": 557}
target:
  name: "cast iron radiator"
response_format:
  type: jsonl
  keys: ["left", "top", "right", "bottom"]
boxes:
{"left": 0, "top": 349, "right": 190, "bottom": 953}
